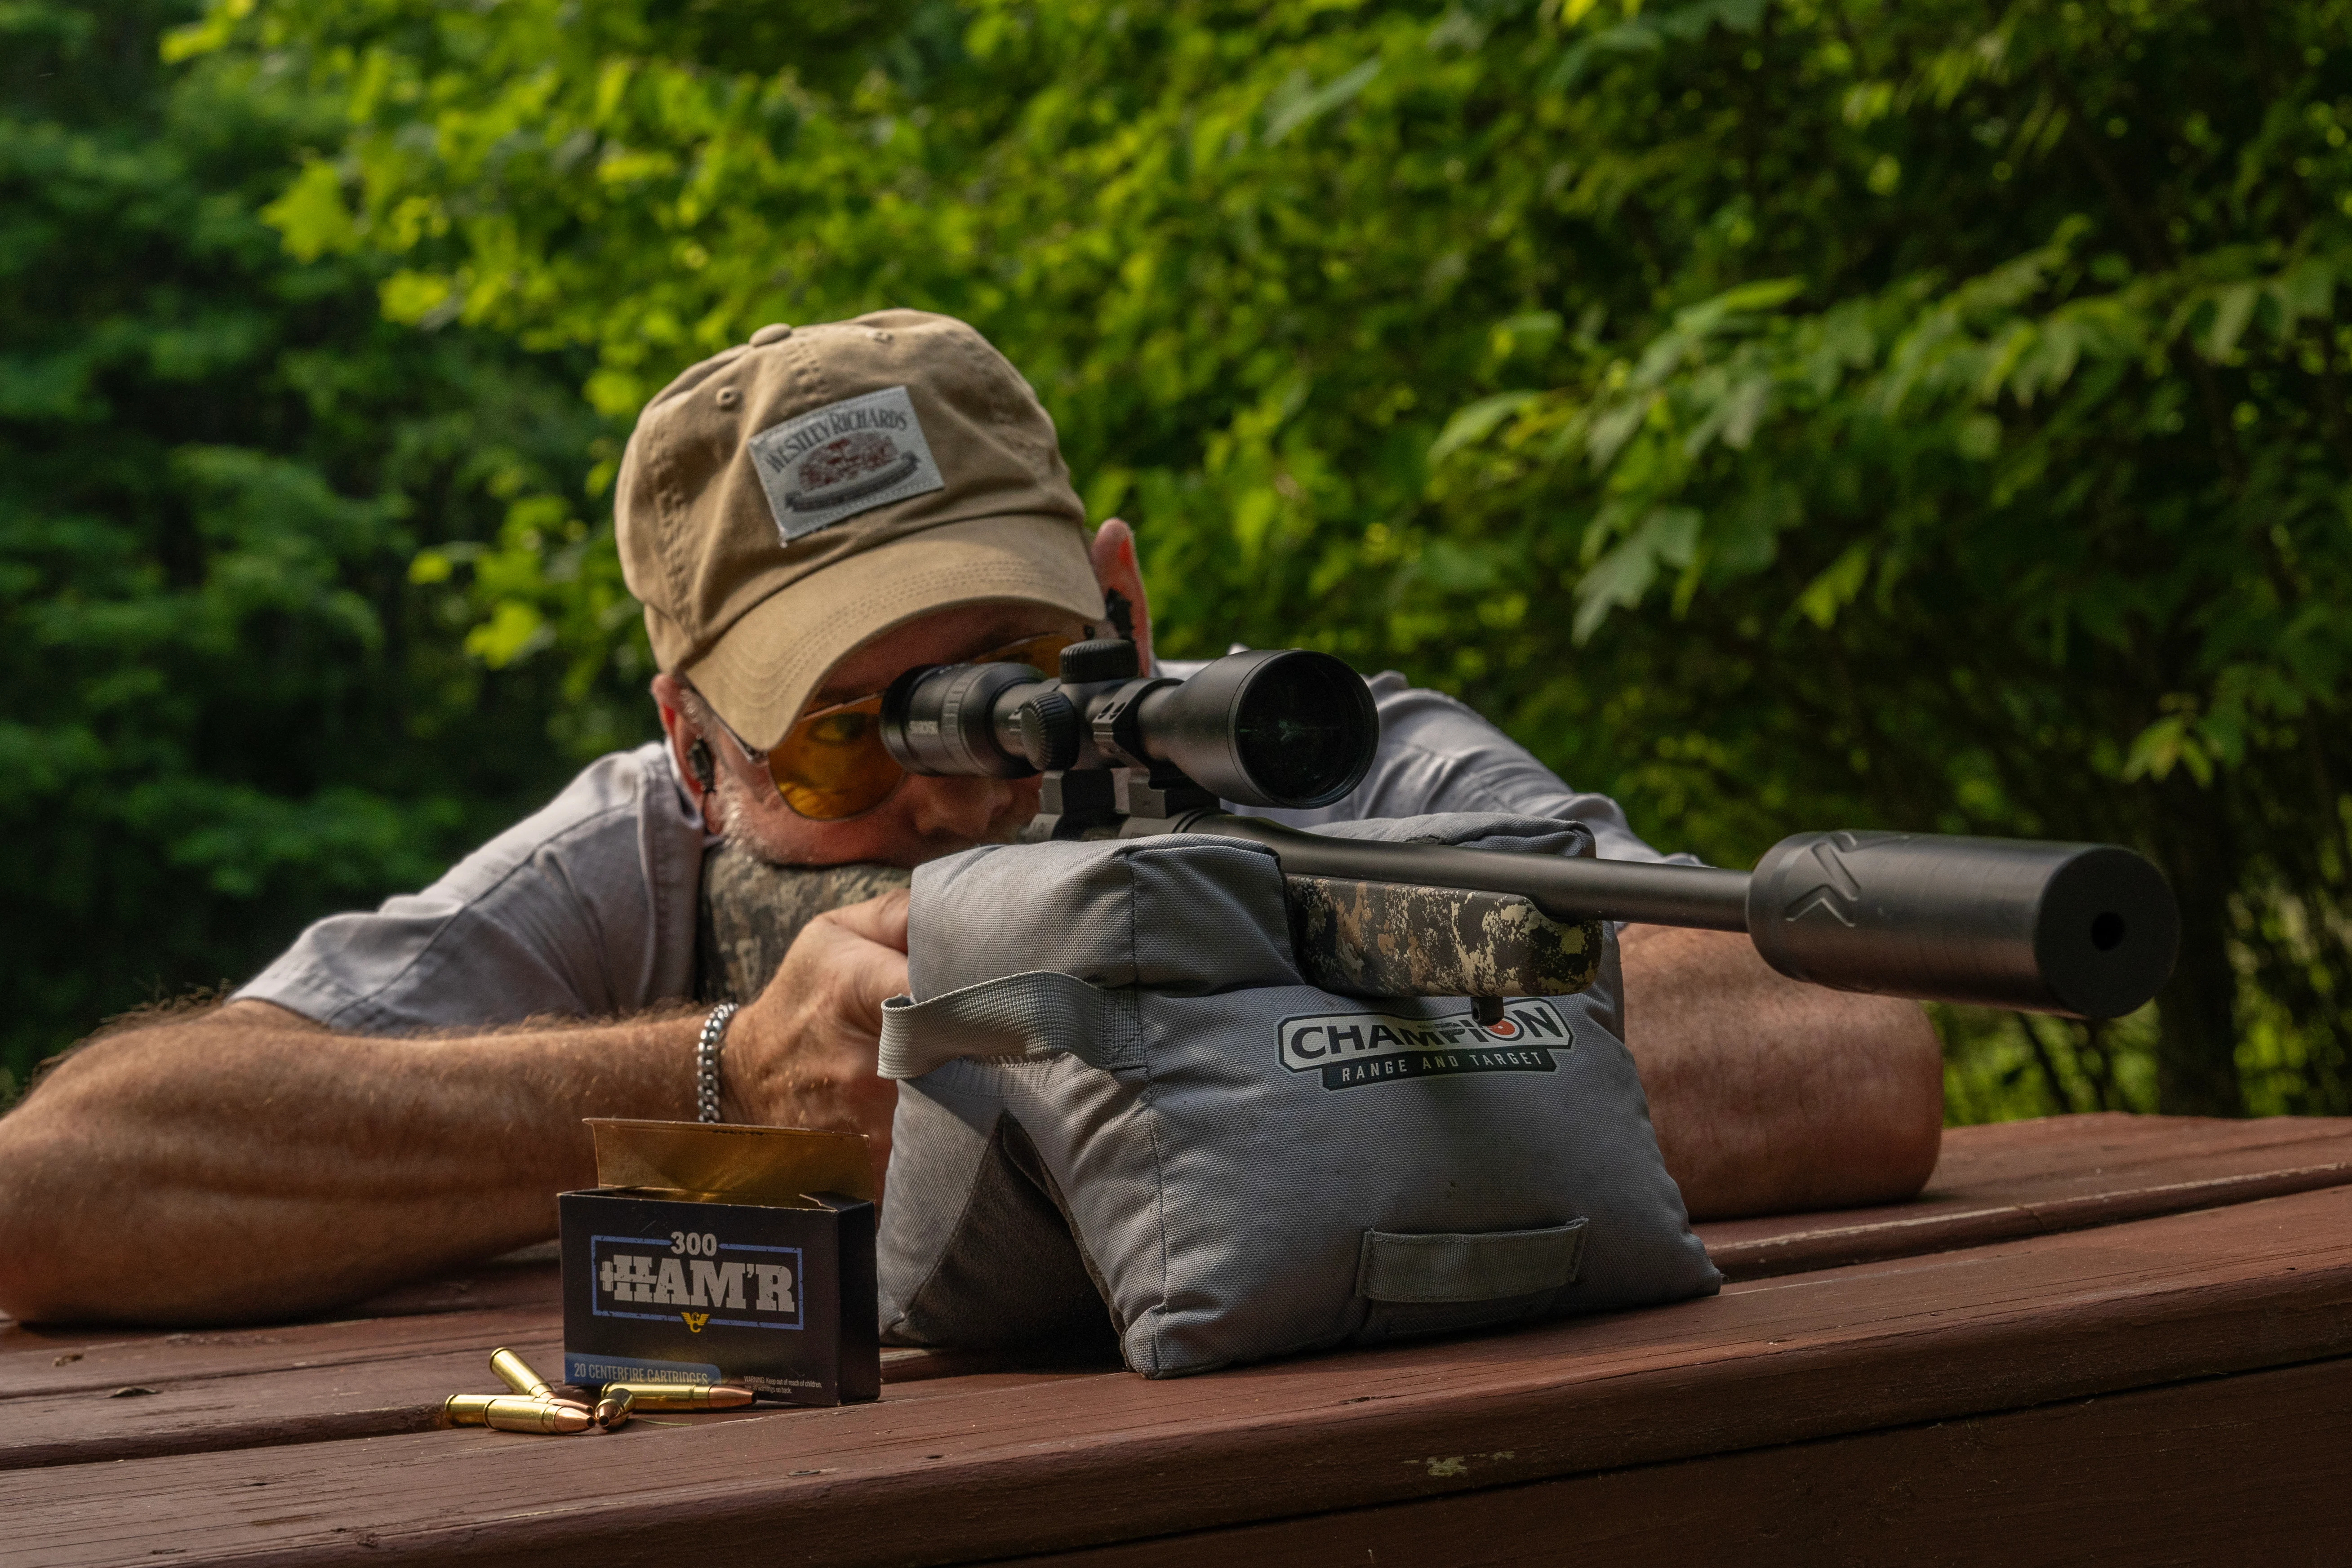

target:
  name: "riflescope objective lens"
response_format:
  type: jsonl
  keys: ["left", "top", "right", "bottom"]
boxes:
{"left": 1232, "top": 653, "right": 1378, "bottom": 805}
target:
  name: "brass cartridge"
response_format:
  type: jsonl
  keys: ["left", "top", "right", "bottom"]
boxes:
{"left": 487, "top": 1395, "right": 593, "bottom": 1434}
{"left": 596, "top": 1381, "right": 756, "bottom": 1411}
{"left": 593, "top": 1386, "right": 635, "bottom": 1431}
{"left": 489, "top": 1346, "right": 555, "bottom": 1399}
{"left": 444, "top": 1392, "right": 592, "bottom": 1431}
{"left": 442, "top": 1392, "right": 500, "bottom": 1427}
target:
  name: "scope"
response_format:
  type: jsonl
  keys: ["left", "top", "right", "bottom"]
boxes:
{"left": 880, "top": 642, "right": 1380, "bottom": 811}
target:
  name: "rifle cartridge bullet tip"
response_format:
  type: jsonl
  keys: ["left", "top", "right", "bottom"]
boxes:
{"left": 593, "top": 1387, "right": 635, "bottom": 1430}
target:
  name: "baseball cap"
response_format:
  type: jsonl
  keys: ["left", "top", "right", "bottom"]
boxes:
{"left": 615, "top": 309, "right": 1106, "bottom": 751}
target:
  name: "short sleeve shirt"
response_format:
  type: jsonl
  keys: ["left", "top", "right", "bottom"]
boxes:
{"left": 235, "top": 671, "right": 1685, "bottom": 1033}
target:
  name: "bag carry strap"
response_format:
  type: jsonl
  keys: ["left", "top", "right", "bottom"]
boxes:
{"left": 878, "top": 971, "right": 1143, "bottom": 1080}
{"left": 1356, "top": 1219, "right": 1590, "bottom": 1304}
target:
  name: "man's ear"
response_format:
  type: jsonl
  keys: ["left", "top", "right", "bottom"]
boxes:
{"left": 650, "top": 672, "right": 721, "bottom": 831}
{"left": 1088, "top": 517, "right": 1154, "bottom": 672}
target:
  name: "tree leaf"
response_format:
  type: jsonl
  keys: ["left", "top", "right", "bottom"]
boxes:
{"left": 1263, "top": 57, "right": 1381, "bottom": 147}
{"left": 1430, "top": 391, "right": 1539, "bottom": 464}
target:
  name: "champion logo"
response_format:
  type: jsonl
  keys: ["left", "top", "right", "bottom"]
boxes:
{"left": 1275, "top": 999, "right": 1571, "bottom": 1090}
{"left": 747, "top": 385, "right": 946, "bottom": 541}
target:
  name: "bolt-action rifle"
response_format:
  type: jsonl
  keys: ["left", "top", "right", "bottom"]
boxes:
{"left": 880, "top": 640, "right": 2179, "bottom": 1022}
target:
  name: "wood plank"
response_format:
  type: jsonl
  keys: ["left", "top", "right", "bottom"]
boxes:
{"left": 7, "top": 1112, "right": 2346, "bottom": 1466}
{"left": 14, "top": 1113, "right": 2342, "bottom": 1362}
{"left": 9, "top": 1184, "right": 2352, "bottom": 1568}
{"left": 0, "top": 1340, "right": 1102, "bottom": 1472}
{"left": 0, "top": 1305, "right": 570, "bottom": 1400}
{"left": 4, "top": 1111, "right": 2342, "bottom": 1466}
{"left": 0, "top": 1328, "right": 1085, "bottom": 1470}
{"left": 0, "top": 1257, "right": 564, "bottom": 1366}
{"left": 1697, "top": 1110, "right": 2352, "bottom": 1279}
{"left": 1010, "top": 1353, "right": 2352, "bottom": 1567}
{"left": 332, "top": 1248, "right": 562, "bottom": 1319}
{"left": 2, "top": 1292, "right": 991, "bottom": 1403}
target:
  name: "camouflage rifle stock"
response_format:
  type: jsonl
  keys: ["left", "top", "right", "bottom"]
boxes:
{"left": 693, "top": 843, "right": 1604, "bottom": 1009}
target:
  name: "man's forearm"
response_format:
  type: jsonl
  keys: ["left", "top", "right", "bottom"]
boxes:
{"left": 1618, "top": 926, "right": 1946, "bottom": 1221}
{"left": 0, "top": 1001, "right": 701, "bottom": 1324}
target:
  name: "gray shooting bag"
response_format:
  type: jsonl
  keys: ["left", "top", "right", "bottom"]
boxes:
{"left": 869, "top": 813, "right": 1721, "bottom": 1377}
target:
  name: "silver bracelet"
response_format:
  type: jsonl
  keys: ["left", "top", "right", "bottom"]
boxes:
{"left": 695, "top": 1003, "right": 739, "bottom": 1124}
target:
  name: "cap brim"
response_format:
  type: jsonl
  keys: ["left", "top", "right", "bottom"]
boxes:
{"left": 685, "top": 515, "right": 1107, "bottom": 751}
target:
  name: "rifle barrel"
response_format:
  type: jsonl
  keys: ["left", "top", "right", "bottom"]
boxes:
{"left": 1187, "top": 815, "right": 2179, "bottom": 1020}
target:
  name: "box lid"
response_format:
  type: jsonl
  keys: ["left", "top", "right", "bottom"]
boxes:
{"left": 585, "top": 1119, "right": 875, "bottom": 1207}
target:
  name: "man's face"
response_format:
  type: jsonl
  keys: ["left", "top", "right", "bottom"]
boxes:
{"left": 699, "top": 602, "right": 1094, "bottom": 868}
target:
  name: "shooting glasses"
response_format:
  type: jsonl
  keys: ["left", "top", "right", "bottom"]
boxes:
{"left": 727, "top": 632, "right": 1078, "bottom": 819}
{"left": 879, "top": 642, "right": 2183, "bottom": 1020}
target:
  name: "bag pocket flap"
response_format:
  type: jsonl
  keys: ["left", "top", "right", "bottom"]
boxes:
{"left": 1355, "top": 1219, "right": 1589, "bottom": 1304}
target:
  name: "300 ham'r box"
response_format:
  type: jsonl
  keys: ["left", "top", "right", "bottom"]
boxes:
{"left": 560, "top": 1119, "right": 879, "bottom": 1408}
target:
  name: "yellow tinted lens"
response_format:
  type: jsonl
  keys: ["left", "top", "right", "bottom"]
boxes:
{"left": 986, "top": 634, "right": 1077, "bottom": 674}
{"left": 770, "top": 696, "right": 903, "bottom": 820}
{"left": 764, "top": 634, "right": 1084, "bottom": 819}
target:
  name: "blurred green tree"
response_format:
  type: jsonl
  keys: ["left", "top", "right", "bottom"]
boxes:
{"left": 0, "top": 0, "right": 631, "bottom": 1096}
{"left": 32, "top": 0, "right": 2352, "bottom": 1120}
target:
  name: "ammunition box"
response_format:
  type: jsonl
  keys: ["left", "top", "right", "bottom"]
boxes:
{"left": 560, "top": 1119, "right": 880, "bottom": 1409}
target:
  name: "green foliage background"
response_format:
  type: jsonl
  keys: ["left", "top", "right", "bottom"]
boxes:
{"left": 0, "top": 0, "right": 617, "bottom": 1099}
{"left": 7, "top": 0, "right": 2349, "bottom": 1123}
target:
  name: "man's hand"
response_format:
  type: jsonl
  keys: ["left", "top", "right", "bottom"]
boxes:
{"left": 725, "top": 889, "right": 910, "bottom": 1194}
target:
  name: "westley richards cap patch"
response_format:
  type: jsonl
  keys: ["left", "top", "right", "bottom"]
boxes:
{"left": 747, "top": 385, "right": 946, "bottom": 541}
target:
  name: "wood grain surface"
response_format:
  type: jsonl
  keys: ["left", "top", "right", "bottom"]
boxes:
{"left": 1008, "top": 1354, "right": 2352, "bottom": 1568}
{"left": 13, "top": 1112, "right": 2340, "bottom": 1357}
{"left": 8, "top": 1114, "right": 2352, "bottom": 1479}
{"left": 1696, "top": 1110, "right": 2352, "bottom": 1279}
{"left": 0, "top": 1329, "right": 1086, "bottom": 1470}
{"left": 9, "top": 1182, "right": 2352, "bottom": 1567}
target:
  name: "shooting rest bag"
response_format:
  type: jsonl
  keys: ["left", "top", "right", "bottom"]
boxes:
{"left": 873, "top": 814, "right": 1721, "bottom": 1377}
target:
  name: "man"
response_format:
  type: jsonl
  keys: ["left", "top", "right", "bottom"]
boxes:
{"left": 0, "top": 312, "right": 1942, "bottom": 1326}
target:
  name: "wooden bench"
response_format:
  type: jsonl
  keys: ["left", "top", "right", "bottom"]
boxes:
{"left": 7, "top": 1112, "right": 2351, "bottom": 1565}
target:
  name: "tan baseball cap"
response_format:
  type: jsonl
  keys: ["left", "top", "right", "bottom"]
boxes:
{"left": 615, "top": 309, "right": 1106, "bottom": 751}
